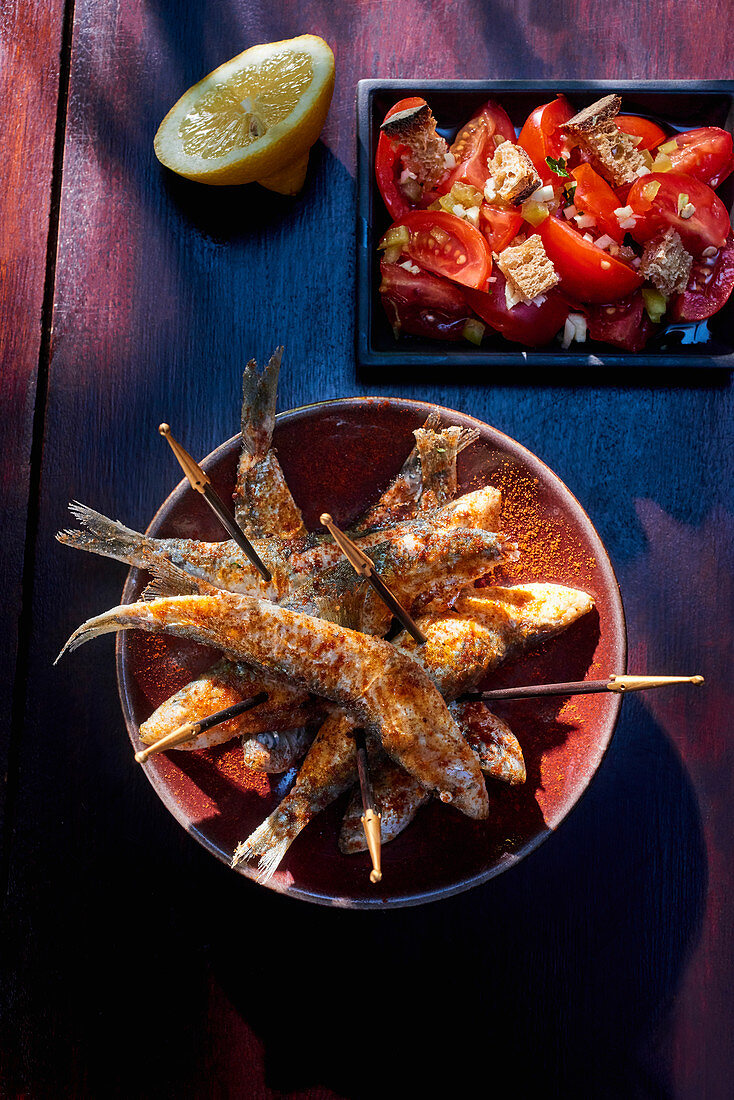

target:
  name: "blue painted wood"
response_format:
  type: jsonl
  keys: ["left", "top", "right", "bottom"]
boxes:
{"left": 3, "top": 0, "right": 733, "bottom": 1096}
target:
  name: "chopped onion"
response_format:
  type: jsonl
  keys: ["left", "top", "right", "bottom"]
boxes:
{"left": 595, "top": 234, "right": 615, "bottom": 250}
{"left": 561, "top": 312, "right": 587, "bottom": 348}
{"left": 642, "top": 287, "right": 667, "bottom": 323}
{"left": 529, "top": 184, "right": 555, "bottom": 203}
{"left": 443, "top": 151, "right": 456, "bottom": 169}
{"left": 575, "top": 213, "right": 597, "bottom": 229}
{"left": 563, "top": 204, "right": 577, "bottom": 220}
{"left": 521, "top": 200, "right": 549, "bottom": 227}
{"left": 614, "top": 205, "right": 634, "bottom": 220}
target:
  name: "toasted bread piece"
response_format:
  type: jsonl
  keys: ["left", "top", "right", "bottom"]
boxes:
{"left": 488, "top": 141, "right": 542, "bottom": 206}
{"left": 640, "top": 228, "right": 693, "bottom": 296}
{"left": 573, "top": 122, "right": 647, "bottom": 187}
{"left": 496, "top": 234, "right": 560, "bottom": 305}
{"left": 380, "top": 102, "right": 448, "bottom": 196}
{"left": 565, "top": 94, "right": 622, "bottom": 134}
{"left": 565, "top": 96, "right": 646, "bottom": 187}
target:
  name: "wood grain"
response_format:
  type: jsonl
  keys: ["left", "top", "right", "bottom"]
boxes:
{"left": 2, "top": 0, "right": 733, "bottom": 1096}
{"left": 0, "top": 1, "right": 67, "bottom": 839}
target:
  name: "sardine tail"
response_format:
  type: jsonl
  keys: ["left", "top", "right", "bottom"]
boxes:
{"left": 239, "top": 346, "right": 283, "bottom": 460}
{"left": 57, "top": 502, "right": 151, "bottom": 568}
{"left": 456, "top": 426, "right": 480, "bottom": 455}
{"left": 231, "top": 801, "right": 303, "bottom": 881}
{"left": 54, "top": 604, "right": 142, "bottom": 663}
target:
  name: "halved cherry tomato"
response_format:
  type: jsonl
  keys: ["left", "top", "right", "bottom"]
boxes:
{"left": 518, "top": 96, "right": 574, "bottom": 184}
{"left": 586, "top": 292, "right": 654, "bottom": 351}
{"left": 391, "top": 210, "right": 492, "bottom": 290}
{"left": 379, "top": 259, "right": 472, "bottom": 340}
{"left": 440, "top": 101, "right": 516, "bottom": 193}
{"left": 571, "top": 163, "right": 625, "bottom": 243}
{"left": 662, "top": 127, "right": 734, "bottom": 189}
{"left": 539, "top": 216, "right": 643, "bottom": 303}
{"left": 614, "top": 115, "right": 667, "bottom": 151}
{"left": 375, "top": 97, "right": 434, "bottom": 221}
{"left": 672, "top": 231, "right": 734, "bottom": 321}
{"left": 627, "top": 171, "right": 730, "bottom": 256}
{"left": 465, "top": 269, "right": 568, "bottom": 346}
{"left": 479, "top": 204, "right": 523, "bottom": 253}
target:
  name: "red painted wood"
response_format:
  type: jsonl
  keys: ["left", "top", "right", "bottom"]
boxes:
{"left": 0, "top": 1, "right": 66, "bottom": 833}
{"left": 2, "top": 1, "right": 732, "bottom": 1097}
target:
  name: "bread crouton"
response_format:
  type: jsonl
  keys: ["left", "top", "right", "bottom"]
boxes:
{"left": 380, "top": 102, "right": 448, "bottom": 197}
{"left": 565, "top": 95, "right": 622, "bottom": 133}
{"left": 488, "top": 141, "right": 542, "bottom": 206}
{"left": 640, "top": 228, "right": 693, "bottom": 296}
{"left": 496, "top": 234, "right": 560, "bottom": 306}
{"left": 565, "top": 95, "right": 647, "bottom": 187}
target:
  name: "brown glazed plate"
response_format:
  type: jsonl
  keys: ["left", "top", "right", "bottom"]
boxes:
{"left": 117, "top": 397, "right": 626, "bottom": 908}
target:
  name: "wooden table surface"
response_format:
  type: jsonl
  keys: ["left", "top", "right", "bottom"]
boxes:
{"left": 2, "top": 1, "right": 732, "bottom": 1096}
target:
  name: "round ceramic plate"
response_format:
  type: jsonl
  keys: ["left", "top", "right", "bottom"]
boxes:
{"left": 117, "top": 397, "right": 626, "bottom": 908}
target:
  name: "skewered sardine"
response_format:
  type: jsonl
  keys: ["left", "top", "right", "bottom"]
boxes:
{"left": 234, "top": 348, "right": 307, "bottom": 539}
{"left": 55, "top": 487, "right": 502, "bottom": 603}
{"left": 57, "top": 592, "right": 489, "bottom": 819}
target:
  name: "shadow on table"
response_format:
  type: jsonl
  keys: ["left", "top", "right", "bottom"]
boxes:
{"left": 211, "top": 695, "right": 706, "bottom": 1099}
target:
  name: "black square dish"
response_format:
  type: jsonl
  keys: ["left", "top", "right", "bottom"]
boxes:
{"left": 356, "top": 79, "right": 734, "bottom": 369}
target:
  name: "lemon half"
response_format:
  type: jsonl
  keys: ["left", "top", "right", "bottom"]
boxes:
{"left": 154, "top": 35, "right": 334, "bottom": 191}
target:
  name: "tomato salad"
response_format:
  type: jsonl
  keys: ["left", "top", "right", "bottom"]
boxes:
{"left": 375, "top": 94, "right": 734, "bottom": 351}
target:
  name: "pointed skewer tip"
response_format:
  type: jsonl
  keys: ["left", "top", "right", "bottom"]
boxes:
{"left": 158, "top": 423, "right": 170, "bottom": 436}
{"left": 320, "top": 513, "right": 332, "bottom": 526}
{"left": 134, "top": 750, "right": 148, "bottom": 764}
{"left": 369, "top": 869, "right": 382, "bottom": 884}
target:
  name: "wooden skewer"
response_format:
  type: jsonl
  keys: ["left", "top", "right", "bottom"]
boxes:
{"left": 159, "top": 423, "right": 271, "bottom": 583}
{"left": 462, "top": 674, "right": 704, "bottom": 703}
{"left": 319, "top": 512, "right": 426, "bottom": 645}
{"left": 135, "top": 692, "right": 269, "bottom": 763}
{"left": 354, "top": 729, "right": 382, "bottom": 884}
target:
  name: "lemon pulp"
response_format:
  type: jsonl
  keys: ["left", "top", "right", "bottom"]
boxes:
{"left": 179, "top": 52, "right": 314, "bottom": 159}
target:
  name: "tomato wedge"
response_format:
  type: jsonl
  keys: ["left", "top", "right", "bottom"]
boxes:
{"left": 571, "top": 163, "right": 625, "bottom": 243}
{"left": 586, "top": 292, "right": 654, "bottom": 351}
{"left": 379, "top": 259, "right": 472, "bottom": 340}
{"left": 671, "top": 231, "right": 734, "bottom": 321}
{"left": 465, "top": 270, "right": 568, "bottom": 346}
{"left": 662, "top": 127, "right": 734, "bottom": 189}
{"left": 518, "top": 96, "right": 574, "bottom": 183}
{"left": 479, "top": 204, "right": 523, "bottom": 253}
{"left": 375, "top": 97, "right": 435, "bottom": 221}
{"left": 392, "top": 210, "right": 492, "bottom": 290}
{"left": 441, "top": 101, "right": 516, "bottom": 193}
{"left": 539, "top": 216, "right": 643, "bottom": 303}
{"left": 627, "top": 171, "right": 730, "bottom": 256}
{"left": 614, "top": 115, "right": 667, "bottom": 150}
